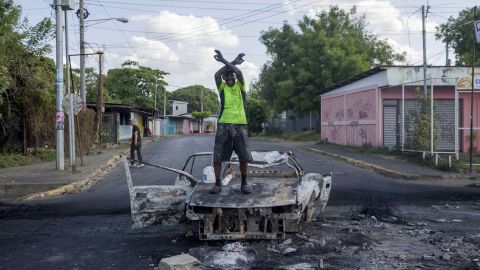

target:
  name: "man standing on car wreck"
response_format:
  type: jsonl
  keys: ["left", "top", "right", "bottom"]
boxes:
{"left": 210, "top": 50, "right": 252, "bottom": 194}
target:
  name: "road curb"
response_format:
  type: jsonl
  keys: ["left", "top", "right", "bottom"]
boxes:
{"left": 19, "top": 139, "right": 158, "bottom": 201}
{"left": 301, "top": 146, "right": 419, "bottom": 180}
{"left": 20, "top": 154, "right": 125, "bottom": 201}
{"left": 299, "top": 146, "right": 478, "bottom": 180}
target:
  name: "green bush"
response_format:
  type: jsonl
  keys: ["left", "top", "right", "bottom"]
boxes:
{"left": 0, "top": 148, "right": 55, "bottom": 168}
{"left": 407, "top": 88, "right": 440, "bottom": 151}
{"left": 35, "top": 148, "right": 55, "bottom": 161}
{"left": 264, "top": 127, "right": 283, "bottom": 136}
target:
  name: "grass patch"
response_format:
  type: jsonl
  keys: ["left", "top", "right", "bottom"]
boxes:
{"left": 0, "top": 149, "right": 56, "bottom": 168}
{"left": 337, "top": 143, "right": 480, "bottom": 173}
{"left": 253, "top": 131, "right": 321, "bottom": 142}
{"left": 452, "top": 155, "right": 480, "bottom": 173}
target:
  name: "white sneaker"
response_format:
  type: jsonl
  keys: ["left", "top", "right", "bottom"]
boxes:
{"left": 137, "top": 163, "right": 145, "bottom": 168}
{"left": 129, "top": 163, "right": 137, "bottom": 167}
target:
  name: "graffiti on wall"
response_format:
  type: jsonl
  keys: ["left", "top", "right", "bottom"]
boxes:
{"left": 349, "top": 98, "right": 375, "bottom": 120}
{"left": 359, "top": 128, "right": 368, "bottom": 144}
{"left": 321, "top": 90, "right": 376, "bottom": 146}
{"left": 322, "top": 96, "right": 344, "bottom": 122}
{"left": 335, "top": 108, "right": 344, "bottom": 121}
{"left": 330, "top": 126, "right": 342, "bottom": 142}
{"left": 346, "top": 124, "right": 375, "bottom": 146}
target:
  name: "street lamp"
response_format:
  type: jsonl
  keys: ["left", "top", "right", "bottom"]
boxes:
{"left": 153, "top": 78, "right": 159, "bottom": 137}
{"left": 78, "top": 15, "right": 128, "bottom": 106}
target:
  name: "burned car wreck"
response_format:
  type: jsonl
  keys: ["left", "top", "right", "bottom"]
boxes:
{"left": 123, "top": 151, "right": 332, "bottom": 240}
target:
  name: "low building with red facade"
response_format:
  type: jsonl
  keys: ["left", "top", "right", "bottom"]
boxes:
{"left": 321, "top": 66, "right": 480, "bottom": 154}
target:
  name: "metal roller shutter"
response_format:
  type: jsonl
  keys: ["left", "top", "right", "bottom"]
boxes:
{"left": 434, "top": 100, "right": 455, "bottom": 151}
{"left": 401, "top": 99, "right": 455, "bottom": 151}
{"left": 383, "top": 105, "right": 398, "bottom": 148}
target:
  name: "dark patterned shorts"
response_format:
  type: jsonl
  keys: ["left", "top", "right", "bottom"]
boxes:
{"left": 213, "top": 123, "right": 252, "bottom": 163}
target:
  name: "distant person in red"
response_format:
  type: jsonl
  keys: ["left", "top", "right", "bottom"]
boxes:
{"left": 144, "top": 126, "right": 151, "bottom": 137}
{"left": 130, "top": 119, "right": 144, "bottom": 168}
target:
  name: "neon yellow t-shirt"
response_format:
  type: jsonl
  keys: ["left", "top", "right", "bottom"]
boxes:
{"left": 218, "top": 81, "right": 247, "bottom": 124}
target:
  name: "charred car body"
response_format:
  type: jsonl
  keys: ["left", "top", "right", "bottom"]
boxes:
{"left": 123, "top": 151, "right": 332, "bottom": 240}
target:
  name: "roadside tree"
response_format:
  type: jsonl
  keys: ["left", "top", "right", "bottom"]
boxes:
{"left": 105, "top": 61, "right": 168, "bottom": 108}
{"left": 170, "top": 85, "right": 219, "bottom": 114}
{"left": 436, "top": 7, "right": 480, "bottom": 66}
{"left": 0, "top": 0, "right": 55, "bottom": 153}
{"left": 258, "top": 6, "right": 405, "bottom": 117}
{"left": 246, "top": 96, "right": 270, "bottom": 135}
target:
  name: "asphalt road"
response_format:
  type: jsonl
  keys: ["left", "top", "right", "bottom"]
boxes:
{"left": 1, "top": 135, "right": 479, "bottom": 270}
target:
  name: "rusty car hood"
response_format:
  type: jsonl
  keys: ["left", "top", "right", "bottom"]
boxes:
{"left": 186, "top": 178, "right": 298, "bottom": 208}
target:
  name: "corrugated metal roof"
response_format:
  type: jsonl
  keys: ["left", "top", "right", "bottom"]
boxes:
{"left": 323, "top": 66, "right": 386, "bottom": 93}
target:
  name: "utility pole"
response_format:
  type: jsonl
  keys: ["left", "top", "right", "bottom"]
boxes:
{"left": 154, "top": 78, "right": 158, "bottom": 136}
{"left": 200, "top": 89, "right": 204, "bottom": 134}
{"left": 469, "top": 6, "right": 478, "bottom": 173}
{"left": 422, "top": 5, "right": 429, "bottom": 95}
{"left": 446, "top": 42, "right": 450, "bottom": 66}
{"left": 163, "top": 87, "right": 167, "bottom": 137}
{"left": 96, "top": 51, "right": 104, "bottom": 143}
{"left": 79, "top": 0, "right": 86, "bottom": 106}
{"left": 65, "top": 10, "right": 76, "bottom": 172}
{"left": 201, "top": 89, "right": 204, "bottom": 113}
{"left": 54, "top": 0, "right": 65, "bottom": 171}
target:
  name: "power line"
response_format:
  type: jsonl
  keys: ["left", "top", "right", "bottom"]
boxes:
{"left": 88, "top": 0, "right": 279, "bottom": 6}
{"left": 97, "top": 2, "right": 137, "bottom": 57}
{"left": 106, "top": 0, "right": 304, "bottom": 47}
{"left": 93, "top": 43, "right": 268, "bottom": 57}
{"left": 85, "top": 2, "right": 430, "bottom": 15}
{"left": 107, "top": 0, "right": 316, "bottom": 47}
{"left": 88, "top": 1, "right": 287, "bottom": 13}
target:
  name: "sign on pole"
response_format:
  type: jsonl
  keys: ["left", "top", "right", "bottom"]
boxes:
{"left": 62, "top": 93, "right": 83, "bottom": 115}
{"left": 475, "top": 20, "right": 480, "bottom": 43}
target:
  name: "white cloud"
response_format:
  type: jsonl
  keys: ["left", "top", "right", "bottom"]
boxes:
{"left": 135, "top": 11, "right": 239, "bottom": 47}
{"left": 303, "top": 0, "right": 445, "bottom": 65}
{"left": 96, "top": 11, "right": 259, "bottom": 92}
{"left": 131, "top": 36, "right": 178, "bottom": 62}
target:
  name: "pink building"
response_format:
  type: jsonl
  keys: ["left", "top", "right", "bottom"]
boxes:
{"left": 321, "top": 66, "right": 480, "bottom": 153}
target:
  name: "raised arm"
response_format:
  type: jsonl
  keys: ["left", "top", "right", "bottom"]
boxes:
{"left": 214, "top": 65, "right": 228, "bottom": 89}
{"left": 214, "top": 50, "right": 245, "bottom": 85}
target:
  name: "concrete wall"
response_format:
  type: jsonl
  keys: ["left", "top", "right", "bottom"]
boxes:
{"left": 267, "top": 111, "right": 319, "bottom": 133}
{"left": 153, "top": 119, "right": 168, "bottom": 136}
{"left": 182, "top": 119, "right": 191, "bottom": 135}
{"left": 321, "top": 86, "right": 379, "bottom": 146}
{"left": 119, "top": 125, "right": 131, "bottom": 141}
{"left": 170, "top": 101, "right": 188, "bottom": 116}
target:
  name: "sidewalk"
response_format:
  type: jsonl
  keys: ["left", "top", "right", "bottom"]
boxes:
{"left": 302, "top": 143, "right": 480, "bottom": 180}
{"left": 0, "top": 138, "right": 156, "bottom": 201}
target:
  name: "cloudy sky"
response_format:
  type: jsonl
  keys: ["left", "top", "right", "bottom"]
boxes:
{"left": 18, "top": 0, "right": 478, "bottom": 91}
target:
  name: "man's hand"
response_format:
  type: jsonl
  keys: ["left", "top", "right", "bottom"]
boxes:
{"left": 214, "top": 50, "right": 225, "bottom": 63}
{"left": 231, "top": 53, "right": 245, "bottom": 65}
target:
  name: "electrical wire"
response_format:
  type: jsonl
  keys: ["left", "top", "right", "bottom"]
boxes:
{"left": 97, "top": 2, "right": 138, "bottom": 57}
{"left": 93, "top": 0, "right": 305, "bottom": 47}
{"left": 107, "top": 0, "right": 317, "bottom": 47}
{"left": 406, "top": 8, "right": 421, "bottom": 65}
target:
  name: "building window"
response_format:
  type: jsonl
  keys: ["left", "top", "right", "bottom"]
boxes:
{"left": 176, "top": 106, "right": 178, "bottom": 110}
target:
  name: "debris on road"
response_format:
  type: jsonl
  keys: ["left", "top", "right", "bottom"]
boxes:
{"left": 282, "top": 238, "right": 293, "bottom": 245}
{"left": 281, "top": 247, "right": 297, "bottom": 255}
{"left": 222, "top": 242, "right": 244, "bottom": 252}
{"left": 158, "top": 254, "right": 200, "bottom": 270}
